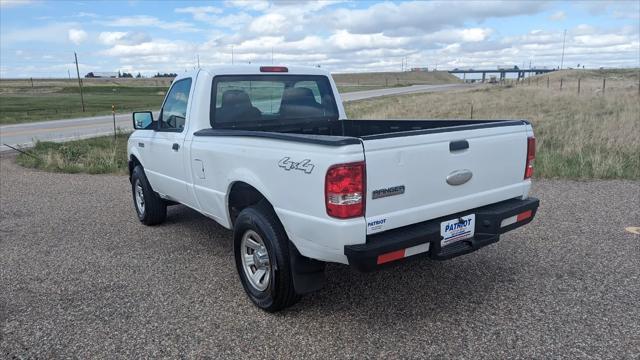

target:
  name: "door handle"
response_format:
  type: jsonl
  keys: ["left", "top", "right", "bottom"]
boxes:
{"left": 449, "top": 139, "right": 469, "bottom": 152}
{"left": 172, "top": 143, "right": 180, "bottom": 151}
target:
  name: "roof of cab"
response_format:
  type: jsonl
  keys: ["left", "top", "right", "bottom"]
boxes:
{"left": 199, "top": 64, "right": 330, "bottom": 77}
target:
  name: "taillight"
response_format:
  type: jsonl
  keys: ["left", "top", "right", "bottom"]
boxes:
{"left": 525, "top": 136, "right": 535, "bottom": 179}
{"left": 325, "top": 162, "right": 366, "bottom": 219}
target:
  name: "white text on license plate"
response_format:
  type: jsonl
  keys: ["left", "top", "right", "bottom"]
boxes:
{"left": 440, "top": 214, "right": 475, "bottom": 247}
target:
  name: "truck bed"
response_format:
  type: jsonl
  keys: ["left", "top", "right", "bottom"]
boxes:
{"left": 194, "top": 119, "right": 528, "bottom": 145}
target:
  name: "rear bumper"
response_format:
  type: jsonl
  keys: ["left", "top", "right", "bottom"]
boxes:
{"left": 344, "top": 197, "right": 539, "bottom": 272}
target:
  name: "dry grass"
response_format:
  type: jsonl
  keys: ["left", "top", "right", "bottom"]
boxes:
{"left": 333, "top": 71, "right": 460, "bottom": 87}
{"left": 346, "top": 69, "right": 640, "bottom": 180}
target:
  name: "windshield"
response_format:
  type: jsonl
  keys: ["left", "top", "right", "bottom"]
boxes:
{"left": 210, "top": 75, "right": 339, "bottom": 129}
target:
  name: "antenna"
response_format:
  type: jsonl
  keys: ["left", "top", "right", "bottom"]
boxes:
{"left": 560, "top": 29, "right": 567, "bottom": 70}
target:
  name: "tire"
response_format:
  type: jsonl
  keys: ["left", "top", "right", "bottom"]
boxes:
{"left": 234, "top": 201, "right": 300, "bottom": 312}
{"left": 131, "top": 165, "right": 167, "bottom": 226}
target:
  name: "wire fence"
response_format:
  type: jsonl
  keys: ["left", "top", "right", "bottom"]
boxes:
{"left": 495, "top": 75, "right": 640, "bottom": 96}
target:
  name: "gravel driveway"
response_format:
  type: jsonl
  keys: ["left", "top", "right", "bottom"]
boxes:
{"left": 1, "top": 154, "right": 638, "bottom": 358}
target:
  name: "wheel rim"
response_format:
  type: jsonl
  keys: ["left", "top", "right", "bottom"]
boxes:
{"left": 240, "top": 230, "right": 271, "bottom": 291}
{"left": 134, "top": 179, "right": 145, "bottom": 215}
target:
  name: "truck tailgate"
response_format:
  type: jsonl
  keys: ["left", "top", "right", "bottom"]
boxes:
{"left": 363, "top": 121, "right": 530, "bottom": 234}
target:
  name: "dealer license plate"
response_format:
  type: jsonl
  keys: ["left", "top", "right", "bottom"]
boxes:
{"left": 440, "top": 214, "right": 475, "bottom": 247}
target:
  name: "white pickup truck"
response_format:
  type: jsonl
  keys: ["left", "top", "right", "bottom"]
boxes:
{"left": 128, "top": 65, "right": 539, "bottom": 311}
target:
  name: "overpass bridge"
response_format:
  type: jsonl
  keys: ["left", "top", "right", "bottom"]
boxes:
{"left": 448, "top": 68, "right": 556, "bottom": 82}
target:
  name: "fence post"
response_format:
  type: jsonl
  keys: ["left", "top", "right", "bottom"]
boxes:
{"left": 30, "top": 77, "right": 34, "bottom": 88}
{"left": 470, "top": 104, "right": 473, "bottom": 120}
{"left": 602, "top": 78, "right": 606, "bottom": 96}
{"left": 577, "top": 78, "right": 581, "bottom": 95}
{"left": 547, "top": 76, "right": 550, "bottom": 88}
{"left": 560, "top": 78, "right": 563, "bottom": 91}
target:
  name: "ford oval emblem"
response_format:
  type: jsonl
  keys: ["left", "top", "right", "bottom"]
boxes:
{"left": 446, "top": 169, "right": 473, "bottom": 186}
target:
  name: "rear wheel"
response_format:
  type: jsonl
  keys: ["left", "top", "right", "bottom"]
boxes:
{"left": 131, "top": 165, "right": 166, "bottom": 225}
{"left": 234, "top": 201, "right": 300, "bottom": 312}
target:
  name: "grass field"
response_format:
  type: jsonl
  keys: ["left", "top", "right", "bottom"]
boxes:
{"left": 1, "top": 71, "right": 458, "bottom": 124}
{"left": 347, "top": 69, "right": 640, "bottom": 179}
{"left": 0, "top": 78, "right": 168, "bottom": 124}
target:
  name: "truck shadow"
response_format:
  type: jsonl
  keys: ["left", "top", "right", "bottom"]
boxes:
{"left": 292, "top": 256, "right": 519, "bottom": 322}
{"left": 166, "top": 205, "right": 525, "bottom": 322}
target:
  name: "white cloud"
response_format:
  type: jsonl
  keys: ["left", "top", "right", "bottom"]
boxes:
{"left": 0, "top": 0, "right": 34, "bottom": 8}
{"left": 332, "top": 1, "right": 548, "bottom": 35}
{"left": 225, "top": 0, "right": 270, "bottom": 12}
{"left": 248, "top": 13, "right": 287, "bottom": 34}
{"left": 98, "top": 31, "right": 150, "bottom": 45}
{"left": 549, "top": 11, "right": 566, "bottom": 21}
{"left": 175, "top": 6, "right": 222, "bottom": 22}
{"left": 101, "top": 15, "right": 200, "bottom": 32}
{"left": 68, "top": 28, "right": 88, "bottom": 45}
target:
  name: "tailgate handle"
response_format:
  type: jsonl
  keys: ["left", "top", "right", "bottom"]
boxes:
{"left": 450, "top": 140, "right": 469, "bottom": 152}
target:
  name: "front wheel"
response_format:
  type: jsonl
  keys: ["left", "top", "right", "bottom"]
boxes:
{"left": 234, "top": 202, "right": 300, "bottom": 312}
{"left": 131, "top": 165, "right": 167, "bottom": 226}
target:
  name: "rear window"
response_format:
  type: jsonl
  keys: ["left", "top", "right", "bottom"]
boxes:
{"left": 210, "top": 75, "right": 338, "bottom": 128}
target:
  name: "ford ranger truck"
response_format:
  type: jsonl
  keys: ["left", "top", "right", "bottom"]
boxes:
{"left": 127, "top": 65, "right": 539, "bottom": 312}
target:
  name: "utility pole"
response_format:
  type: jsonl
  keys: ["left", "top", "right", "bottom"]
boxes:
{"left": 74, "top": 52, "right": 85, "bottom": 112}
{"left": 67, "top": 69, "right": 71, "bottom": 79}
{"left": 560, "top": 29, "right": 567, "bottom": 70}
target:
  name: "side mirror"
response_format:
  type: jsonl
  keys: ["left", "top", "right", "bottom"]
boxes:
{"left": 132, "top": 111, "right": 155, "bottom": 130}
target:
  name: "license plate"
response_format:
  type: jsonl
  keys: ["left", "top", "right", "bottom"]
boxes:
{"left": 440, "top": 214, "right": 475, "bottom": 247}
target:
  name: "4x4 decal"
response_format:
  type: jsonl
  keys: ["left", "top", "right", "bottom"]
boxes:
{"left": 278, "top": 157, "right": 315, "bottom": 174}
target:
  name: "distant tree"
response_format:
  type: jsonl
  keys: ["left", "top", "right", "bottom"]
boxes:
{"left": 153, "top": 72, "right": 177, "bottom": 78}
{"left": 120, "top": 72, "right": 133, "bottom": 78}
{"left": 118, "top": 70, "right": 122, "bottom": 78}
{"left": 84, "top": 72, "right": 95, "bottom": 78}
{"left": 136, "top": 72, "right": 142, "bottom": 78}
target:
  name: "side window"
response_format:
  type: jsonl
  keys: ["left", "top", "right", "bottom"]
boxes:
{"left": 159, "top": 78, "right": 192, "bottom": 131}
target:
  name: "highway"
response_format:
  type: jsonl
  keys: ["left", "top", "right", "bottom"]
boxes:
{"left": 0, "top": 83, "right": 471, "bottom": 151}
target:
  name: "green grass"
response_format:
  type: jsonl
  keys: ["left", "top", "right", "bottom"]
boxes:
{"left": 15, "top": 132, "right": 129, "bottom": 174}
{"left": 0, "top": 86, "right": 166, "bottom": 124}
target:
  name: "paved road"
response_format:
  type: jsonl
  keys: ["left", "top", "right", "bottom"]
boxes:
{"left": 340, "top": 83, "right": 470, "bottom": 101}
{"left": 1, "top": 154, "right": 638, "bottom": 358}
{"left": 0, "top": 113, "right": 157, "bottom": 152}
{"left": 0, "top": 84, "right": 471, "bottom": 151}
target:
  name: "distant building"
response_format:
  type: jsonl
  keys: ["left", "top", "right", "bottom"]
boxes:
{"left": 85, "top": 72, "right": 118, "bottom": 78}
{"left": 411, "top": 67, "right": 429, "bottom": 72}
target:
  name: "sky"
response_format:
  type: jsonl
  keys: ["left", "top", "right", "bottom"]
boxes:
{"left": 0, "top": 0, "right": 639, "bottom": 78}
